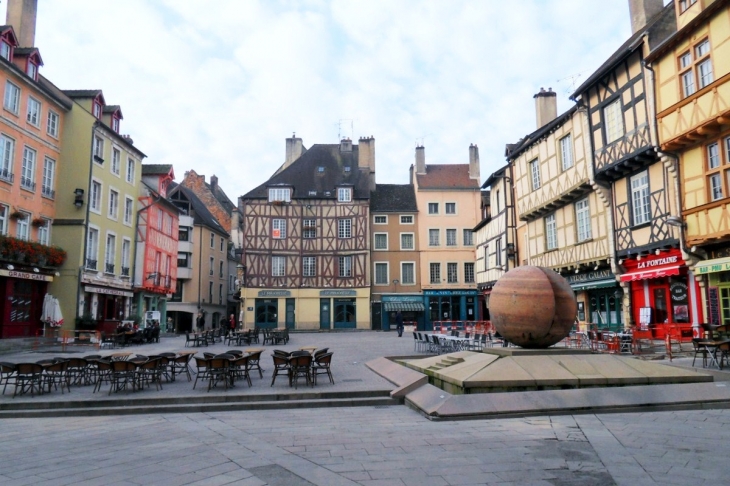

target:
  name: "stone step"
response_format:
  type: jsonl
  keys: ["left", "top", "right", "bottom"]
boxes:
{"left": 0, "top": 395, "right": 400, "bottom": 418}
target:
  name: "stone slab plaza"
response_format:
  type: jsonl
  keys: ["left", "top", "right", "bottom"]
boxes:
{"left": 2, "top": 331, "right": 730, "bottom": 485}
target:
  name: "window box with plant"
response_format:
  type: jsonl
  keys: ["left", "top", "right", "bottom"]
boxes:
{"left": 0, "top": 235, "right": 66, "bottom": 267}
{"left": 31, "top": 217, "right": 46, "bottom": 227}
{"left": 9, "top": 209, "right": 25, "bottom": 221}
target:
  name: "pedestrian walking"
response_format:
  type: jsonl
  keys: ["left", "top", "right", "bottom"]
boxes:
{"left": 196, "top": 310, "right": 205, "bottom": 331}
{"left": 396, "top": 311, "right": 404, "bottom": 337}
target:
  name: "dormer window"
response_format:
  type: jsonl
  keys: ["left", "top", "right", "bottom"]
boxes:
{"left": 337, "top": 187, "right": 352, "bottom": 202}
{"left": 344, "top": 166, "right": 351, "bottom": 172}
{"left": 93, "top": 102, "right": 102, "bottom": 119}
{"left": 112, "top": 116, "right": 119, "bottom": 133}
{"left": 268, "top": 187, "right": 291, "bottom": 202}
{"left": 0, "top": 41, "right": 11, "bottom": 61}
{"left": 26, "top": 60, "right": 37, "bottom": 81}
{"left": 317, "top": 166, "right": 324, "bottom": 173}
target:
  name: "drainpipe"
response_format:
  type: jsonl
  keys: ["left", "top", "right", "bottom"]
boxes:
{"left": 76, "top": 122, "right": 99, "bottom": 323}
{"left": 131, "top": 191, "right": 166, "bottom": 319}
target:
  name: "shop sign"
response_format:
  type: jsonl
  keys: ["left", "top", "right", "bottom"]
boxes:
{"left": 669, "top": 281, "right": 688, "bottom": 304}
{"left": 566, "top": 269, "right": 613, "bottom": 284}
{"left": 695, "top": 257, "right": 730, "bottom": 275}
{"left": 636, "top": 255, "right": 679, "bottom": 269}
{"left": 84, "top": 285, "right": 133, "bottom": 297}
{"left": 320, "top": 290, "right": 356, "bottom": 296}
{"left": 382, "top": 295, "right": 422, "bottom": 302}
{"left": 424, "top": 290, "right": 478, "bottom": 296}
{"left": 0, "top": 269, "right": 53, "bottom": 282}
{"left": 257, "top": 290, "right": 291, "bottom": 297}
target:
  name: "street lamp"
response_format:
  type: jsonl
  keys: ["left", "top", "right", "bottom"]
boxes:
{"left": 236, "top": 263, "right": 246, "bottom": 328}
{"left": 392, "top": 279, "right": 399, "bottom": 293}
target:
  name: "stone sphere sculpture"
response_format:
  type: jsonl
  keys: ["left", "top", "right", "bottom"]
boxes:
{"left": 490, "top": 266, "right": 577, "bottom": 348}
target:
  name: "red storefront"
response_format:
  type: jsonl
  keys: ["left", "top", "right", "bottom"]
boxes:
{"left": 620, "top": 248, "right": 703, "bottom": 339}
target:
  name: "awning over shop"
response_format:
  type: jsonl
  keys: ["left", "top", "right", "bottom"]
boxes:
{"left": 383, "top": 302, "right": 425, "bottom": 312}
{"left": 695, "top": 256, "right": 730, "bottom": 275}
{"left": 570, "top": 278, "right": 618, "bottom": 291}
{"left": 619, "top": 265, "right": 680, "bottom": 282}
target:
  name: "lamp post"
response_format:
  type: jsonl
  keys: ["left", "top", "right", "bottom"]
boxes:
{"left": 236, "top": 263, "right": 246, "bottom": 329}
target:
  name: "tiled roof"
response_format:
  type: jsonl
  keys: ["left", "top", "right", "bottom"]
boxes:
{"left": 242, "top": 143, "right": 371, "bottom": 200}
{"left": 103, "top": 105, "right": 122, "bottom": 116}
{"left": 482, "top": 164, "right": 509, "bottom": 188}
{"left": 206, "top": 180, "right": 237, "bottom": 214}
{"left": 371, "top": 184, "right": 417, "bottom": 212}
{"left": 416, "top": 164, "right": 479, "bottom": 190}
{"left": 506, "top": 105, "right": 577, "bottom": 161}
{"left": 168, "top": 182, "right": 229, "bottom": 236}
{"left": 63, "top": 89, "right": 103, "bottom": 98}
{"left": 142, "top": 164, "right": 173, "bottom": 175}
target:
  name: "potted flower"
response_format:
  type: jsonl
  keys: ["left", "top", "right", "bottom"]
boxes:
{"left": 9, "top": 209, "right": 25, "bottom": 221}
{"left": 31, "top": 217, "right": 46, "bottom": 227}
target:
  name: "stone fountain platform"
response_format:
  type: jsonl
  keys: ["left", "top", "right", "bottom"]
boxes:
{"left": 366, "top": 348, "right": 729, "bottom": 421}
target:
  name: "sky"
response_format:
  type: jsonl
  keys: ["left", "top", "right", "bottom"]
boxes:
{"left": 3, "top": 0, "right": 644, "bottom": 199}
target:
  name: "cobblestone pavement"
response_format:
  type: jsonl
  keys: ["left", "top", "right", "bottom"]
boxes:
{"left": 2, "top": 406, "right": 730, "bottom": 485}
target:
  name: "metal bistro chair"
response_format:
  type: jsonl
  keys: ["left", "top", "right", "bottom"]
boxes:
{"left": 311, "top": 352, "right": 334, "bottom": 385}
{"left": 0, "top": 362, "right": 16, "bottom": 395}
{"left": 193, "top": 357, "right": 211, "bottom": 389}
{"left": 270, "top": 352, "right": 291, "bottom": 386}
{"left": 207, "top": 358, "right": 231, "bottom": 391}
{"left": 13, "top": 363, "right": 44, "bottom": 398}
{"left": 246, "top": 350, "right": 264, "bottom": 379}
{"left": 229, "top": 355, "right": 252, "bottom": 387}
{"left": 109, "top": 360, "right": 137, "bottom": 395}
{"left": 171, "top": 354, "right": 193, "bottom": 382}
{"left": 42, "top": 360, "right": 70, "bottom": 394}
{"left": 288, "top": 353, "right": 313, "bottom": 389}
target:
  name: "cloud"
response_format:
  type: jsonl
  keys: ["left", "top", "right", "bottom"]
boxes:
{"left": 6, "top": 0, "right": 635, "bottom": 198}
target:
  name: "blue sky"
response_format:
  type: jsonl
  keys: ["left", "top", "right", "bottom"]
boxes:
{"left": 4, "top": 1, "right": 647, "bottom": 198}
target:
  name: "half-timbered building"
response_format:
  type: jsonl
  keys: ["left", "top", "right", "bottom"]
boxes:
{"left": 411, "top": 144, "right": 481, "bottom": 330}
{"left": 239, "top": 136, "right": 374, "bottom": 330}
{"left": 647, "top": 0, "right": 730, "bottom": 326}
{"left": 510, "top": 89, "right": 616, "bottom": 330}
{"left": 571, "top": 0, "right": 701, "bottom": 337}
{"left": 474, "top": 164, "right": 517, "bottom": 320}
{"left": 370, "top": 183, "right": 422, "bottom": 331}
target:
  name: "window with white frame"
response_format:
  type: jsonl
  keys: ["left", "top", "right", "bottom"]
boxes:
{"left": 337, "top": 187, "right": 352, "bottom": 202}
{"left": 208, "top": 281, "right": 213, "bottom": 303}
{"left": 445, "top": 202, "right": 456, "bottom": 214}
{"left": 26, "top": 60, "right": 37, "bottom": 81}
{"left": 86, "top": 228, "right": 99, "bottom": 269}
{"left": 122, "top": 239, "right": 131, "bottom": 276}
{"left": 374, "top": 233, "right": 387, "bottom": 250}
{"left": 446, "top": 228, "right": 457, "bottom": 246}
{"left": 630, "top": 171, "right": 650, "bottom": 225}
{"left": 706, "top": 137, "right": 730, "bottom": 202}
{"left": 401, "top": 262, "right": 415, "bottom": 285}
{"left": 20, "top": 146, "right": 35, "bottom": 191}
{"left": 108, "top": 190, "right": 119, "bottom": 219}
{"left": 0, "top": 204, "right": 7, "bottom": 235}
{"left": 272, "top": 256, "right": 285, "bottom": 276}
{"left": 90, "top": 180, "right": 101, "bottom": 212}
{"left": 374, "top": 215, "right": 387, "bottom": 224}
{"left": 93, "top": 136, "right": 104, "bottom": 161}
{"left": 4, "top": 81, "right": 19, "bottom": 114}
{"left": 220, "top": 237, "right": 224, "bottom": 252}
{"left": 430, "top": 263, "right": 441, "bottom": 284}
{"left": 268, "top": 188, "right": 291, "bottom": 202}
{"left": 560, "top": 134, "right": 573, "bottom": 170}
{"left": 37, "top": 218, "right": 49, "bottom": 245}
{"left": 156, "top": 208, "right": 163, "bottom": 231}
{"left": 126, "top": 158, "right": 135, "bottom": 183}
{"left": 545, "top": 213, "right": 558, "bottom": 250}
{"left": 400, "top": 233, "right": 414, "bottom": 250}
{"left": 428, "top": 202, "right": 439, "bottom": 214}
{"left": 303, "top": 256, "right": 316, "bottom": 277}
{"left": 26, "top": 97, "right": 40, "bottom": 127}
{"left": 603, "top": 99, "right": 624, "bottom": 143}
{"left": 209, "top": 256, "right": 214, "bottom": 275}
{"left": 529, "top": 159, "right": 541, "bottom": 190}
{"left": 105, "top": 234, "right": 116, "bottom": 273}
{"left": 400, "top": 215, "right": 413, "bottom": 224}
{"left": 210, "top": 232, "right": 214, "bottom": 247}
{"left": 42, "top": 157, "right": 54, "bottom": 199}
{"left": 463, "top": 229, "right": 473, "bottom": 246}
{"left": 338, "top": 219, "right": 351, "bottom": 238}
{"left": 464, "top": 262, "right": 475, "bottom": 283}
{"left": 219, "top": 260, "right": 224, "bottom": 278}
{"left": 272, "top": 219, "right": 286, "bottom": 239}
{"left": 16, "top": 211, "right": 29, "bottom": 240}
{"left": 374, "top": 263, "right": 388, "bottom": 285}
{"left": 0, "top": 41, "right": 10, "bottom": 60}
{"left": 0, "top": 134, "right": 14, "bottom": 181}
{"left": 447, "top": 263, "right": 458, "bottom": 283}
{"left": 485, "top": 243, "right": 490, "bottom": 270}
{"left": 219, "top": 284, "right": 223, "bottom": 304}
{"left": 679, "top": 0, "right": 697, "bottom": 12}
{"left": 111, "top": 148, "right": 120, "bottom": 175}
{"left": 338, "top": 256, "right": 352, "bottom": 277}
{"left": 697, "top": 40, "right": 713, "bottom": 89}
{"left": 124, "top": 197, "right": 133, "bottom": 224}
{"left": 47, "top": 110, "right": 59, "bottom": 138}
{"left": 429, "top": 228, "right": 440, "bottom": 246}
{"left": 575, "top": 197, "right": 592, "bottom": 242}
{"left": 303, "top": 219, "right": 316, "bottom": 238}
{"left": 495, "top": 238, "right": 502, "bottom": 267}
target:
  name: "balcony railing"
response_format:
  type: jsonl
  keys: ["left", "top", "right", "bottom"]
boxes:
{"left": 105, "top": 263, "right": 115, "bottom": 274}
{"left": 164, "top": 275, "right": 172, "bottom": 288}
{"left": 85, "top": 258, "right": 97, "bottom": 270}
{"left": 41, "top": 185, "right": 55, "bottom": 199}
{"left": 0, "top": 168, "right": 13, "bottom": 183}
{"left": 121, "top": 266, "right": 130, "bottom": 277}
{"left": 20, "top": 176, "right": 35, "bottom": 191}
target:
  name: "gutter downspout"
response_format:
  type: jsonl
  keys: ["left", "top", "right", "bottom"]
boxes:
{"left": 198, "top": 225, "right": 203, "bottom": 314}
{"left": 77, "top": 122, "right": 99, "bottom": 323}
{"left": 131, "top": 191, "right": 166, "bottom": 320}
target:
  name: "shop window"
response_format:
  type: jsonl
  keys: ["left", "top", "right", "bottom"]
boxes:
{"left": 705, "top": 137, "right": 730, "bottom": 202}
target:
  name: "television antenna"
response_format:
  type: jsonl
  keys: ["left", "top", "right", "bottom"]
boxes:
{"left": 557, "top": 71, "right": 587, "bottom": 95}
{"left": 337, "top": 119, "right": 354, "bottom": 141}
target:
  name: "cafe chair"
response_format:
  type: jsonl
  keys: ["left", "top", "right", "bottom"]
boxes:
{"left": 193, "top": 357, "right": 211, "bottom": 389}
{"left": 288, "top": 353, "right": 313, "bottom": 389}
{"left": 247, "top": 350, "right": 264, "bottom": 378}
{"left": 0, "top": 362, "right": 16, "bottom": 395}
{"left": 207, "top": 358, "right": 231, "bottom": 391}
{"left": 311, "top": 352, "right": 334, "bottom": 385}
{"left": 65, "top": 358, "right": 89, "bottom": 386}
{"left": 109, "top": 360, "right": 137, "bottom": 395}
{"left": 13, "top": 363, "right": 44, "bottom": 397}
{"left": 135, "top": 358, "right": 163, "bottom": 391}
{"left": 92, "top": 359, "right": 113, "bottom": 393}
{"left": 692, "top": 339, "right": 708, "bottom": 368}
{"left": 42, "top": 360, "right": 70, "bottom": 394}
{"left": 171, "top": 354, "right": 193, "bottom": 382}
{"left": 229, "top": 355, "right": 252, "bottom": 387}
{"left": 718, "top": 342, "right": 730, "bottom": 370}
{"left": 270, "top": 353, "right": 291, "bottom": 386}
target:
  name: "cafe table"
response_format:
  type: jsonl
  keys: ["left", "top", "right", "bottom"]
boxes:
{"left": 695, "top": 339, "right": 730, "bottom": 369}
{"left": 299, "top": 346, "right": 317, "bottom": 354}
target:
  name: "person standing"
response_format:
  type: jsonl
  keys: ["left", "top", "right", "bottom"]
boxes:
{"left": 229, "top": 313, "right": 236, "bottom": 336}
{"left": 396, "top": 311, "right": 404, "bottom": 337}
{"left": 196, "top": 311, "right": 205, "bottom": 331}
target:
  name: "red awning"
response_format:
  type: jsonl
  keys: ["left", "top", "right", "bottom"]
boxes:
{"left": 619, "top": 265, "right": 681, "bottom": 282}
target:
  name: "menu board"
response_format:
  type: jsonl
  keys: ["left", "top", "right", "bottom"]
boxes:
{"left": 708, "top": 287, "right": 720, "bottom": 326}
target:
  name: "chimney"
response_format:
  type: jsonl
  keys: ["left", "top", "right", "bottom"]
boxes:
{"left": 628, "top": 0, "right": 663, "bottom": 34}
{"left": 534, "top": 87, "right": 557, "bottom": 129}
{"left": 210, "top": 175, "right": 218, "bottom": 193}
{"left": 357, "top": 136, "right": 376, "bottom": 190}
{"left": 340, "top": 138, "right": 352, "bottom": 152}
{"left": 468, "top": 144, "right": 480, "bottom": 181}
{"left": 284, "top": 133, "right": 303, "bottom": 169}
{"left": 6, "top": 0, "right": 37, "bottom": 47}
{"left": 415, "top": 145, "right": 426, "bottom": 175}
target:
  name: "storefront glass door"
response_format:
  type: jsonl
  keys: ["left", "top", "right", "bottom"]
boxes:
{"left": 589, "top": 289, "right": 623, "bottom": 331}
{"left": 254, "top": 299, "right": 278, "bottom": 328}
{"left": 334, "top": 298, "right": 356, "bottom": 329}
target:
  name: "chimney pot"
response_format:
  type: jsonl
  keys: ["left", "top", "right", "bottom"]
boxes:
{"left": 6, "top": 0, "right": 37, "bottom": 47}
{"left": 534, "top": 87, "right": 558, "bottom": 129}
{"left": 628, "top": 0, "right": 663, "bottom": 34}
